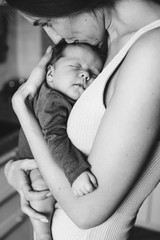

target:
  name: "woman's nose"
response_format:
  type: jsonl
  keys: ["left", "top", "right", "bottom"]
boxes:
{"left": 65, "top": 39, "right": 75, "bottom": 44}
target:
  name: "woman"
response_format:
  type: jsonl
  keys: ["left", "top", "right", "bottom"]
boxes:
{"left": 4, "top": 0, "right": 160, "bottom": 239}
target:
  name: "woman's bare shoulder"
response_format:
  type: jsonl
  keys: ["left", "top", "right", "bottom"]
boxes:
{"left": 127, "top": 26, "right": 160, "bottom": 66}
{"left": 112, "top": 26, "right": 160, "bottom": 126}
{"left": 131, "top": 26, "right": 160, "bottom": 57}
{"left": 115, "top": 26, "right": 160, "bottom": 92}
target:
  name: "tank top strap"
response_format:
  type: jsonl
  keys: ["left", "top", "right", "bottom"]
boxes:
{"left": 94, "top": 19, "right": 160, "bottom": 90}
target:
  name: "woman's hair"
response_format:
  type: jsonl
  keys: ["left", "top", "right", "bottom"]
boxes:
{"left": 6, "top": 0, "right": 115, "bottom": 18}
{"left": 6, "top": 0, "right": 160, "bottom": 19}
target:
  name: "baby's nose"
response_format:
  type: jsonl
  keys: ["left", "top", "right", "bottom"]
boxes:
{"left": 79, "top": 71, "right": 90, "bottom": 82}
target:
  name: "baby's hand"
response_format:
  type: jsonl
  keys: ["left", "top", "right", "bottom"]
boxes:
{"left": 72, "top": 171, "right": 98, "bottom": 197}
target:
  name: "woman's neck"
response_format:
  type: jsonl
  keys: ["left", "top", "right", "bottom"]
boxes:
{"left": 106, "top": 0, "right": 160, "bottom": 47}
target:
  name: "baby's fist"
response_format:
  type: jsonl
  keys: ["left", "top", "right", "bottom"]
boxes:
{"left": 72, "top": 171, "right": 98, "bottom": 197}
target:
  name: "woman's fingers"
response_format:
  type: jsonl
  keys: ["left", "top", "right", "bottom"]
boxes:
{"left": 30, "top": 168, "right": 49, "bottom": 191}
{"left": 4, "top": 159, "right": 34, "bottom": 192}
{"left": 12, "top": 46, "right": 53, "bottom": 104}
{"left": 5, "top": 159, "right": 51, "bottom": 201}
{"left": 21, "top": 183, "right": 51, "bottom": 201}
{"left": 16, "top": 161, "right": 51, "bottom": 201}
{"left": 4, "top": 159, "right": 13, "bottom": 178}
{"left": 20, "top": 159, "right": 38, "bottom": 171}
{"left": 20, "top": 194, "right": 48, "bottom": 222}
{"left": 25, "top": 46, "right": 53, "bottom": 98}
{"left": 5, "top": 159, "right": 37, "bottom": 177}
{"left": 38, "top": 46, "right": 53, "bottom": 68}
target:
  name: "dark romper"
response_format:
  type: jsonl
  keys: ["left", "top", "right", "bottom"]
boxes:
{"left": 18, "top": 82, "right": 90, "bottom": 184}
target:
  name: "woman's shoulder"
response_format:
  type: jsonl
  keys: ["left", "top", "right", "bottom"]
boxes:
{"left": 111, "top": 26, "right": 160, "bottom": 110}
{"left": 104, "top": 26, "right": 160, "bottom": 106}
{"left": 128, "top": 26, "right": 160, "bottom": 61}
{"left": 116, "top": 26, "right": 160, "bottom": 86}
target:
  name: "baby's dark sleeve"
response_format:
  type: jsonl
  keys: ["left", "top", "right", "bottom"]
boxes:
{"left": 35, "top": 90, "right": 90, "bottom": 185}
{"left": 17, "top": 128, "right": 33, "bottom": 159}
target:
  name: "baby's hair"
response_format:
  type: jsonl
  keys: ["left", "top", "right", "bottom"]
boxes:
{"left": 50, "top": 39, "right": 68, "bottom": 65}
{"left": 50, "top": 39, "right": 107, "bottom": 67}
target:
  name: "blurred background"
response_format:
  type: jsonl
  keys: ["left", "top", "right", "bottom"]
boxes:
{"left": 0, "top": 5, "right": 160, "bottom": 240}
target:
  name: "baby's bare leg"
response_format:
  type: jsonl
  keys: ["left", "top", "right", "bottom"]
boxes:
{"left": 29, "top": 169, "right": 55, "bottom": 240}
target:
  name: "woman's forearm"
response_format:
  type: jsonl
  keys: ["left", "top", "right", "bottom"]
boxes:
{"left": 13, "top": 78, "right": 160, "bottom": 229}
{"left": 12, "top": 93, "right": 116, "bottom": 229}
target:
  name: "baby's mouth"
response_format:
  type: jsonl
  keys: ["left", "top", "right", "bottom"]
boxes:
{"left": 74, "top": 83, "right": 85, "bottom": 90}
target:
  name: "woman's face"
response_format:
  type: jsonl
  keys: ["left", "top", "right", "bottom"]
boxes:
{"left": 21, "top": 10, "right": 108, "bottom": 47}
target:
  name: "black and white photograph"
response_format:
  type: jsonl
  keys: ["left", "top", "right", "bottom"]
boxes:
{"left": 0, "top": 1, "right": 160, "bottom": 239}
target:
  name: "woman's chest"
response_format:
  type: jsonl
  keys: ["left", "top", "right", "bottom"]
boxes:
{"left": 67, "top": 76, "right": 111, "bottom": 155}
{"left": 67, "top": 46, "right": 123, "bottom": 155}
{"left": 67, "top": 66, "right": 120, "bottom": 155}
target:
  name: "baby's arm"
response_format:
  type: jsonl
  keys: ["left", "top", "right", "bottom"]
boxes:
{"left": 34, "top": 88, "right": 98, "bottom": 196}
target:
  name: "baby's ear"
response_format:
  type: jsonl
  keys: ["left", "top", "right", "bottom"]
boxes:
{"left": 46, "top": 65, "right": 54, "bottom": 82}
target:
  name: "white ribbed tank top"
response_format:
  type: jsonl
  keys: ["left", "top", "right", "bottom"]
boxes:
{"left": 52, "top": 20, "right": 160, "bottom": 240}
{"left": 67, "top": 19, "right": 160, "bottom": 155}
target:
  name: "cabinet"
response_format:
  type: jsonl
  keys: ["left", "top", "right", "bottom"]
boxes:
{"left": 0, "top": 147, "right": 33, "bottom": 240}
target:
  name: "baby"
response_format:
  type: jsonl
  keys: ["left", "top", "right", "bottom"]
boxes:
{"left": 17, "top": 39, "right": 105, "bottom": 240}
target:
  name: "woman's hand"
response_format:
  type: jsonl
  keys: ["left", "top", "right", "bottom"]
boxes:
{"left": 19, "top": 192, "right": 49, "bottom": 223}
{"left": 5, "top": 159, "right": 36, "bottom": 193}
{"left": 4, "top": 159, "right": 51, "bottom": 199}
{"left": 12, "top": 45, "right": 53, "bottom": 108}
{"left": 4, "top": 159, "right": 51, "bottom": 221}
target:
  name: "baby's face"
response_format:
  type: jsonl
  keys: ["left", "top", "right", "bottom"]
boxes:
{"left": 49, "top": 44, "right": 103, "bottom": 100}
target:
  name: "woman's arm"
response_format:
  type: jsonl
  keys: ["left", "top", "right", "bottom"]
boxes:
{"left": 12, "top": 32, "right": 160, "bottom": 229}
{"left": 4, "top": 46, "right": 54, "bottom": 221}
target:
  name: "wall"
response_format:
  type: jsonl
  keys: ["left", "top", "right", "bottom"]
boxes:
{"left": 16, "top": 14, "right": 42, "bottom": 79}
{"left": 0, "top": 9, "right": 42, "bottom": 90}
{"left": 0, "top": 10, "right": 18, "bottom": 90}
